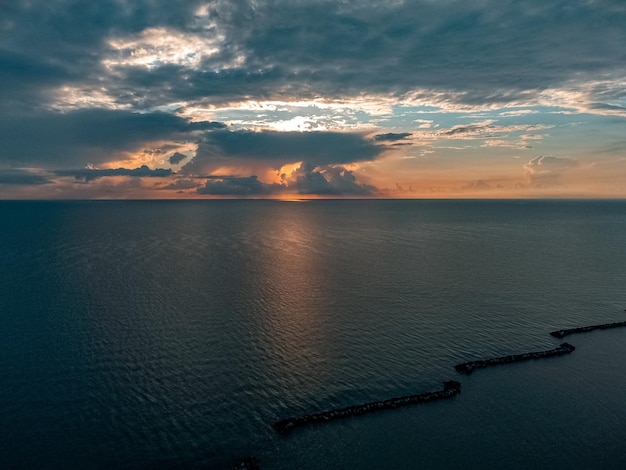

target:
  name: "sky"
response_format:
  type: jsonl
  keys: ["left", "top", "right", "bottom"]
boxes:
{"left": 1, "top": 0, "right": 625, "bottom": 199}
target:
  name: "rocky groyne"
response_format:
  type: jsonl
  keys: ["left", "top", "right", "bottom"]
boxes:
{"left": 269, "top": 309, "right": 626, "bottom": 445}
{"left": 454, "top": 343, "right": 575, "bottom": 375}
{"left": 273, "top": 380, "right": 461, "bottom": 434}
{"left": 549, "top": 320, "right": 626, "bottom": 339}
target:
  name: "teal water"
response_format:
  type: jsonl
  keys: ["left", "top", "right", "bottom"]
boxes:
{"left": 1, "top": 200, "right": 625, "bottom": 469}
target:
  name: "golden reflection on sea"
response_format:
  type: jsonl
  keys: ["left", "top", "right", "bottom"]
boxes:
{"left": 252, "top": 205, "right": 332, "bottom": 399}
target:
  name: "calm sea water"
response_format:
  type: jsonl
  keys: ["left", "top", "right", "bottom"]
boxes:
{"left": 1, "top": 200, "right": 626, "bottom": 469}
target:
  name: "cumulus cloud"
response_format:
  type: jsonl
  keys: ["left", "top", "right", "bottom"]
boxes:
{"left": 284, "top": 162, "right": 331, "bottom": 195}
{"left": 194, "top": 162, "right": 377, "bottom": 196}
{"left": 279, "top": 162, "right": 377, "bottom": 196}
{"left": 315, "top": 165, "right": 377, "bottom": 196}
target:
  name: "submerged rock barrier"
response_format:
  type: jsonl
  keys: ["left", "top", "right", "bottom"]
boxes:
{"left": 273, "top": 380, "right": 461, "bottom": 434}
{"left": 549, "top": 320, "right": 626, "bottom": 339}
{"left": 455, "top": 343, "right": 575, "bottom": 375}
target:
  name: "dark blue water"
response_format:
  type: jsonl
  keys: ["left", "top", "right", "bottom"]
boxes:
{"left": 1, "top": 200, "right": 626, "bottom": 469}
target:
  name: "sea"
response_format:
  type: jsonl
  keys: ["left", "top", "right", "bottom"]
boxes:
{"left": 1, "top": 199, "right": 626, "bottom": 469}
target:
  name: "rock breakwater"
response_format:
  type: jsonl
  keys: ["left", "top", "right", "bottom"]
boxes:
{"left": 455, "top": 343, "right": 575, "bottom": 375}
{"left": 273, "top": 380, "right": 461, "bottom": 434}
{"left": 550, "top": 320, "right": 626, "bottom": 338}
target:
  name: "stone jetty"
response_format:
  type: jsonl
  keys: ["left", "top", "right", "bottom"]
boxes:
{"left": 454, "top": 343, "right": 575, "bottom": 375}
{"left": 273, "top": 380, "right": 461, "bottom": 434}
{"left": 549, "top": 320, "right": 626, "bottom": 338}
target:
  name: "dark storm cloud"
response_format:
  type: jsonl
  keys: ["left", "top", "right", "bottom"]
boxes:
{"left": 373, "top": 133, "right": 412, "bottom": 142}
{"left": 161, "top": 178, "right": 203, "bottom": 191}
{"left": 168, "top": 152, "right": 187, "bottom": 165}
{"left": 0, "top": 0, "right": 208, "bottom": 109}
{"left": 0, "top": 50, "right": 72, "bottom": 108}
{"left": 182, "top": 130, "right": 384, "bottom": 174}
{"left": 168, "top": 0, "right": 626, "bottom": 105}
{"left": 195, "top": 163, "right": 377, "bottom": 197}
{"left": 55, "top": 165, "right": 172, "bottom": 182}
{"left": 0, "top": 109, "right": 224, "bottom": 167}
{"left": 0, "top": 169, "right": 51, "bottom": 185}
{"left": 3, "top": 0, "right": 625, "bottom": 111}
{"left": 287, "top": 162, "right": 334, "bottom": 195}
{"left": 197, "top": 175, "right": 278, "bottom": 196}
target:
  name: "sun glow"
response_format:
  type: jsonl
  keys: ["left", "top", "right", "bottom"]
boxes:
{"left": 278, "top": 162, "right": 303, "bottom": 181}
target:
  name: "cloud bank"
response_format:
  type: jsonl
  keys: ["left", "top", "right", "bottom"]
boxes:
{"left": 182, "top": 130, "right": 384, "bottom": 175}
{"left": 4, "top": 0, "right": 625, "bottom": 112}
{"left": 1, "top": 0, "right": 626, "bottom": 197}
{"left": 195, "top": 162, "right": 376, "bottom": 197}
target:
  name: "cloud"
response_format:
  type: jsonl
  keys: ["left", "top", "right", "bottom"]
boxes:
{"left": 0, "top": 50, "right": 71, "bottom": 109}
{"left": 317, "top": 165, "right": 377, "bottom": 196}
{"left": 197, "top": 175, "right": 276, "bottom": 196}
{"left": 523, "top": 155, "right": 578, "bottom": 186}
{"left": 372, "top": 132, "right": 412, "bottom": 142}
{"left": 179, "top": 1, "right": 626, "bottom": 108}
{"left": 442, "top": 124, "right": 493, "bottom": 136}
{"left": 168, "top": 152, "right": 187, "bottom": 165}
{"left": 0, "top": 109, "right": 224, "bottom": 167}
{"left": 182, "top": 130, "right": 385, "bottom": 174}
{"left": 194, "top": 162, "right": 377, "bottom": 196}
{"left": 589, "top": 103, "right": 626, "bottom": 113}
{"left": 103, "top": 27, "right": 227, "bottom": 70}
{"left": 280, "top": 162, "right": 377, "bottom": 196}
{"left": 524, "top": 155, "right": 578, "bottom": 172}
{"left": 55, "top": 165, "right": 172, "bottom": 182}
{"left": 161, "top": 178, "right": 203, "bottom": 191}
{"left": 431, "top": 121, "right": 551, "bottom": 144}
{"left": 462, "top": 179, "right": 491, "bottom": 191}
{"left": 5, "top": 0, "right": 625, "bottom": 113}
{"left": 0, "top": 169, "right": 51, "bottom": 185}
